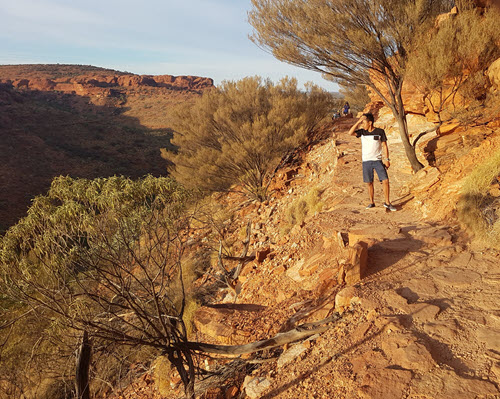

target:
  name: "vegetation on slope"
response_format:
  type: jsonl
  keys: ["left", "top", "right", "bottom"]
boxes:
{"left": 0, "top": 175, "right": 199, "bottom": 398}
{"left": 457, "top": 149, "right": 500, "bottom": 248}
{"left": 168, "top": 76, "right": 334, "bottom": 201}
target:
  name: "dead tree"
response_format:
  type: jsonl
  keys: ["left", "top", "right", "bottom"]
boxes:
{"left": 75, "top": 331, "right": 91, "bottom": 399}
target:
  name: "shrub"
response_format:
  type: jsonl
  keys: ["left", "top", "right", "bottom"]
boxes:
{"left": 168, "top": 77, "right": 334, "bottom": 201}
{"left": 0, "top": 175, "right": 200, "bottom": 397}
{"left": 285, "top": 186, "right": 324, "bottom": 228}
{"left": 407, "top": 7, "right": 500, "bottom": 125}
{"left": 457, "top": 149, "right": 500, "bottom": 248}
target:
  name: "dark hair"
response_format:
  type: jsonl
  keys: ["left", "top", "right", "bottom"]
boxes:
{"left": 363, "top": 112, "right": 374, "bottom": 123}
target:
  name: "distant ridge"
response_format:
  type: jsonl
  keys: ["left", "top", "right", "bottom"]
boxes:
{"left": 0, "top": 64, "right": 214, "bottom": 232}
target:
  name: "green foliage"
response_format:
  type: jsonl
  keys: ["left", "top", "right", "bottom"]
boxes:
{"left": 0, "top": 175, "right": 197, "bottom": 397}
{"left": 168, "top": 76, "right": 334, "bottom": 201}
{"left": 0, "top": 301, "right": 76, "bottom": 399}
{"left": 457, "top": 149, "right": 500, "bottom": 248}
{"left": 249, "top": 0, "right": 453, "bottom": 171}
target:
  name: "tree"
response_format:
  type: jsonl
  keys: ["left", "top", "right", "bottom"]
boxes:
{"left": 168, "top": 76, "right": 334, "bottom": 200}
{"left": 249, "top": 0, "right": 455, "bottom": 171}
{"left": 406, "top": 5, "right": 500, "bottom": 144}
{"left": 0, "top": 176, "right": 198, "bottom": 398}
{"left": 1, "top": 175, "right": 345, "bottom": 398}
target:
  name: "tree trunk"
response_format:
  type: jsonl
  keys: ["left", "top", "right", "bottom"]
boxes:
{"left": 75, "top": 331, "right": 91, "bottom": 399}
{"left": 393, "top": 94, "right": 424, "bottom": 172}
{"left": 185, "top": 313, "right": 342, "bottom": 355}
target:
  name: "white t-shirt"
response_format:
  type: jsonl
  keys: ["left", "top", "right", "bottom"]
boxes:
{"left": 355, "top": 128, "right": 387, "bottom": 162}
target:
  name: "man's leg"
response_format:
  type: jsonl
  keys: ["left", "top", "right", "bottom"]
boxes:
{"left": 363, "top": 162, "right": 375, "bottom": 206}
{"left": 367, "top": 182, "right": 374, "bottom": 204}
{"left": 382, "top": 179, "right": 390, "bottom": 204}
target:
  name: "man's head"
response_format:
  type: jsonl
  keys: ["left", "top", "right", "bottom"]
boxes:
{"left": 361, "top": 112, "right": 374, "bottom": 129}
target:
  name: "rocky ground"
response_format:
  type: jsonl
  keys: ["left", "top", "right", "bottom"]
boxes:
{"left": 115, "top": 117, "right": 500, "bottom": 399}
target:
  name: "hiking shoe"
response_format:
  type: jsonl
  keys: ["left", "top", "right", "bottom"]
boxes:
{"left": 384, "top": 203, "right": 397, "bottom": 211}
{"left": 366, "top": 203, "right": 375, "bottom": 209}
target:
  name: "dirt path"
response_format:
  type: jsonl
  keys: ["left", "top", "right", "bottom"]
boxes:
{"left": 226, "top": 119, "right": 500, "bottom": 399}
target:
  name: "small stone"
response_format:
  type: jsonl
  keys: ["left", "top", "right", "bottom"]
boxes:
{"left": 335, "top": 286, "right": 360, "bottom": 311}
{"left": 245, "top": 377, "right": 271, "bottom": 399}
{"left": 272, "top": 265, "right": 286, "bottom": 275}
{"left": 256, "top": 247, "right": 271, "bottom": 263}
{"left": 278, "top": 344, "right": 307, "bottom": 368}
{"left": 225, "top": 386, "right": 239, "bottom": 398}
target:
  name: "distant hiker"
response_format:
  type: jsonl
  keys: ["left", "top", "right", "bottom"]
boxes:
{"left": 348, "top": 112, "right": 396, "bottom": 211}
{"left": 342, "top": 102, "right": 350, "bottom": 116}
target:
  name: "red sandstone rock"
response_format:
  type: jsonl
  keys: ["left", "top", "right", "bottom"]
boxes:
{"left": 344, "top": 241, "right": 368, "bottom": 285}
{"left": 256, "top": 247, "right": 271, "bottom": 263}
{"left": 13, "top": 79, "right": 29, "bottom": 88}
{"left": 29, "top": 78, "right": 56, "bottom": 91}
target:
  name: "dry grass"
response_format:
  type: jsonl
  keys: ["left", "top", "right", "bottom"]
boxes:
{"left": 457, "top": 149, "right": 500, "bottom": 248}
{"left": 153, "top": 355, "right": 172, "bottom": 397}
{"left": 182, "top": 296, "right": 201, "bottom": 338}
{"left": 285, "top": 186, "right": 324, "bottom": 228}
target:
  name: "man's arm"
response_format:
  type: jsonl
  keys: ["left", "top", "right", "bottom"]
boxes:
{"left": 348, "top": 118, "right": 364, "bottom": 136}
{"left": 382, "top": 142, "right": 390, "bottom": 168}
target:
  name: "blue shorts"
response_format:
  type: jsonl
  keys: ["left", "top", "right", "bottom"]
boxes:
{"left": 362, "top": 160, "right": 388, "bottom": 183}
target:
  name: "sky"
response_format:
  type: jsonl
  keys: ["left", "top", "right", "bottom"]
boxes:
{"left": 0, "top": 0, "right": 339, "bottom": 91}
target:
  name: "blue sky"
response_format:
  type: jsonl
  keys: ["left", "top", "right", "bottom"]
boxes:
{"left": 0, "top": 0, "right": 338, "bottom": 91}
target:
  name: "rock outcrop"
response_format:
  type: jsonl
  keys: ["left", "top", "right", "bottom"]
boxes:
{"left": 1, "top": 72, "right": 214, "bottom": 98}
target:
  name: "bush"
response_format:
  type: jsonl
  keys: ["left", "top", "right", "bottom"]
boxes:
{"left": 407, "top": 7, "right": 500, "bottom": 124}
{"left": 285, "top": 186, "right": 324, "bottom": 228}
{"left": 0, "top": 175, "right": 198, "bottom": 397}
{"left": 168, "top": 77, "right": 334, "bottom": 201}
{"left": 457, "top": 149, "right": 500, "bottom": 248}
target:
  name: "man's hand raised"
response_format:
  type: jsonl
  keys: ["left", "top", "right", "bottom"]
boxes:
{"left": 348, "top": 116, "right": 365, "bottom": 136}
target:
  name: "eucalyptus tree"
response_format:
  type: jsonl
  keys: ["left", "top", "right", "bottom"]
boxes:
{"left": 249, "top": 0, "right": 455, "bottom": 171}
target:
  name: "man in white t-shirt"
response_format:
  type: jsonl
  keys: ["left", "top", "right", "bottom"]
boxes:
{"left": 348, "top": 113, "right": 396, "bottom": 211}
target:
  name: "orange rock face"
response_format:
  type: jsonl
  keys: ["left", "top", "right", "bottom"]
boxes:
{"left": 0, "top": 69, "right": 214, "bottom": 98}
